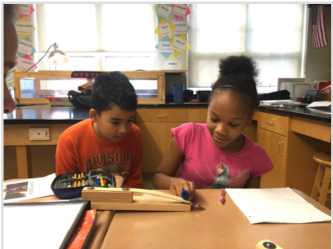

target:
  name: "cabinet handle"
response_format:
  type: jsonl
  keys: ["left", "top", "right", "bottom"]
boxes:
{"left": 266, "top": 121, "right": 274, "bottom": 125}
{"left": 157, "top": 115, "right": 167, "bottom": 118}
{"left": 278, "top": 142, "right": 282, "bottom": 155}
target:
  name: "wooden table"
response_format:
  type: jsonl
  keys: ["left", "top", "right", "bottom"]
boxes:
{"left": 100, "top": 189, "right": 331, "bottom": 249}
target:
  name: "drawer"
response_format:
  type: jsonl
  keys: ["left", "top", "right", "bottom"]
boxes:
{"left": 258, "top": 112, "right": 288, "bottom": 136}
{"left": 187, "top": 108, "right": 208, "bottom": 122}
{"left": 136, "top": 108, "right": 187, "bottom": 123}
{"left": 290, "top": 116, "right": 331, "bottom": 143}
{"left": 252, "top": 108, "right": 259, "bottom": 121}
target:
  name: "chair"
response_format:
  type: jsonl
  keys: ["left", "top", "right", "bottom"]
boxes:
{"left": 311, "top": 152, "right": 331, "bottom": 205}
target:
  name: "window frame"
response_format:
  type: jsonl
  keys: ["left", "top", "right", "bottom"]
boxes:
{"left": 13, "top": 70, "right": 182, "bottom": 105}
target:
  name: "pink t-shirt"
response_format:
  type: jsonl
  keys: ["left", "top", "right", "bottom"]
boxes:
{"left": 172, "top": 123, "right": 273, "bottom": 189}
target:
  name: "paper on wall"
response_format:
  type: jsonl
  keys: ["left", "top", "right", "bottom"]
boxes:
{"left": 173, "top": 20, "right": 189, "bottom": 35}
{"left": 156, "top": 4, "right": 172, "bottom": 19}
{"left": 172, "top": 4, "right": 187, "bottom": 18}
{"left": 17, "top": 57, "right": 34, "bottom": 71}
{"left": 172, "top": 36, "right": 187, "bottom": 52}
{"left": 19, "top": 4, "right": 31, "bottom": 15}
{"left": 158, "top": 41, "right": 173, "bottom": 53}
{"left": 18, "top": 39, "right": 33, "bottom": 55}
{"left": 165, "top": 60, "right": 182, "bottom": 70}
{"left": 15, "top": 22, "right": 34, "bottom": 34}
{"left": 160, "top": 22, "right": 171, "bottom": 37}
{"left": 5, "top": 67, "right": 17, "bottom": 84}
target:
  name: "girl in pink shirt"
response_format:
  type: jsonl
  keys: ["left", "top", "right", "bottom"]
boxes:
{"left": 153, "top": 55, "right": 273, "bottom": 200}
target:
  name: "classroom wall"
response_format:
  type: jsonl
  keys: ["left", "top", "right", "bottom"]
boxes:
{"left": 305, "top": 6, "right": 331, "bottom": 82}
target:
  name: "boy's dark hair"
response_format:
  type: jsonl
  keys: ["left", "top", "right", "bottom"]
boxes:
{"left": 209, "top": 55, "right": 259, "bottom": 113}
{"left": 4, "top": 4, "right": 18, "bottom": 21}
{"left": 91, "top": 72, "right": 137, "bottom": 115}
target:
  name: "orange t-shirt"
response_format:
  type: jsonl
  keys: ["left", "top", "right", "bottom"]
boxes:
{"left": 56, "top": 119, "right": 142, "bottom": 188}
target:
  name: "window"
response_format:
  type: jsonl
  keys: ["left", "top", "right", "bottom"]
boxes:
{"left": 34, "top": 4, "right": 159, "bottom": 95}
{"left": 188, "top": 4, "right": 305, "bottom": 93}
{"left": 14, "top": 71, "right": 167, "bottom": 105}
{"left": 35, "top": 4, "right": 158, "bottom": 72}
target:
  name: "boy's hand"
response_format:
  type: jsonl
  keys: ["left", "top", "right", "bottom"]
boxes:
{"left": 170, "top": 178, "right": 195, "bottom": 200}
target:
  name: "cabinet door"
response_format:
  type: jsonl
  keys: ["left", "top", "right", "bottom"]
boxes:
{"left": 136, "top": 123, "right": 183, "bottom": 172}
{"left": 258, "top": 128, "right": 287, "bottom": 188}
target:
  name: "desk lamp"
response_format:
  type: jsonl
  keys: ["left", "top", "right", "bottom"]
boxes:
{"left": 26, "top": 43, "right": 69, "bottom": 72}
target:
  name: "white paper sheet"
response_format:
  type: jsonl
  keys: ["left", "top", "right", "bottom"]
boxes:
{"left": 18, "top": 39, "right": 34, "bottom": 55}
{"left": 173, "top": 4, "right": 187, "bottom": 17}
{"left": 172, "top": 37, "right": 187, "bottom": 52}
{"left": 173, "top": 20, "right": 188, "bottom": 35}
{"left": 4, "top": 173, "right": 55, "bottom": 203}
{"left": 159, "top": 41, "right": 173, "bottom": 53}
{"left": 19, "top": 4, "right": 31, "bottom": 15}
{"left": 306, "top": 101, "right": 331, "bottom": 108}
{"left": 4, "top": 202, "right": 85, "bottom": 249}
{"left": 5, "top": 67, "right": 16, "bottom": 83}
{"left": 226, "top": 188, "right": 331, "bottom": 224}
{"left": 15, "top": 22, "right": 34, "bottom": 34}
{"left": 17, "top": 57, "right": 34, "bottom": 71}
{"left": 157, "top": 4, "right": 172, "bottom": 19}
{"left": 160, "top": 23, "right": 171, "bottom": 37}
{"left": 165, "top": 60, "right": 182, "bottom": 70}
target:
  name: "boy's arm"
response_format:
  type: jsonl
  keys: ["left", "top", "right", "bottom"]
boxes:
{"left": 55, "top": 136, "right": 79, "bottom": 175}
{"left": 122, "top": 132, "right": 143, "bottom": 188}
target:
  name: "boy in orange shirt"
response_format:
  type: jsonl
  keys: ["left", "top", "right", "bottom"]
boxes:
{"left": 56, "top": 72, "right": 142, "bottom": 188}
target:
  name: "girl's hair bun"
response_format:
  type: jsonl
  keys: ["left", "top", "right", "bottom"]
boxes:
{"left": 219, "top": 55, "right": 258, "bottom": 78}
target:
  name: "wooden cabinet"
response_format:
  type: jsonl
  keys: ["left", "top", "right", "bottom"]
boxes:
{"left": 136, "top": 107, "right": 206, "bottom": 173}
{"left": 258, "top": 128, "right": 287, "bottom": 188}
{"left": 136, "top": 123, "right": 183, "bottom": 172}
{"left": 258, "top": 111, "right": 288, "bottom": 188}
{"left": 257, "top": 110, "right": 330, "bottom": 203}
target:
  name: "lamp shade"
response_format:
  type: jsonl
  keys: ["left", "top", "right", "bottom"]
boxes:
{"left": 48, "top": 49, "right": 70, "bottom": 65}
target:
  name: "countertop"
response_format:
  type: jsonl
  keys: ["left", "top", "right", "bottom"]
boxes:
{"left": 3, "top": 103, "right": 331, "bottom": 124}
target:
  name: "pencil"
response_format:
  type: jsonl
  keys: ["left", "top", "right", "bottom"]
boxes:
{"left": 99, "top": 174, "right": 104, "bottom": 187}
{"left": 220, "top": 188, "right": 225, "bottom": 204}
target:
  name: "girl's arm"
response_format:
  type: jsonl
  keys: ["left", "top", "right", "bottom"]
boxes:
{"left": 244, "top": 176, "right": 261, "bottom": 188}
{"left": 153, "top": 137, "right": 195, "bottom": 199}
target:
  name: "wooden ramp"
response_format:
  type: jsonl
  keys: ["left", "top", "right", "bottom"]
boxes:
{"left": 81, "top": 187, "right": 192, "bottom": 212}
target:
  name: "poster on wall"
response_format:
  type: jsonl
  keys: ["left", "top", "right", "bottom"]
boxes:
{"left": 155, "top": 18, "right": 176, "bottom": 38}
{"left": 155, "top": 36, "right": 173, "bottom": 59}
{"left": 155, "top": 4, "right": 174, "bottom": 22}
{"left": 172, "top": 4, "right": 191, "bottom": 20}
{"left": 170, "top": 34, "right": 190, "bottom": 55}
{"left": 173, "top": 17, "right": 191, "bottom": 35}
{"left": 164, "top": 55, "right": 183, "bottom": 70}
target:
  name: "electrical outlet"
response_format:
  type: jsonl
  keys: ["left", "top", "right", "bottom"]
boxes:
{"left": 29, "top": 128, "right": 50, "bottom": 141}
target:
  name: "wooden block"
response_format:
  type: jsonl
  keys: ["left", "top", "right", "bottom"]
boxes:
{"left": 91, "top": 196, "right": 191, "bottom": 212}
{"left": 81, "top": 189, "right": 133, "bottom": 203}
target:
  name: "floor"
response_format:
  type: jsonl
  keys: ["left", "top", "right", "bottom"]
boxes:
{"left": 142, "top": 172, "right": 154, "bottom": 190}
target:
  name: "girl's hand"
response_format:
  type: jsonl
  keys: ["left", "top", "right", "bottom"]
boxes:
{"left": 170, "top": 178, "right": 195, "bottom": 200}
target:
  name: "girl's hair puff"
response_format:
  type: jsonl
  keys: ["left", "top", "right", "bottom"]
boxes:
{"left": 209, "top": 55, "right": 259, "bottom": 112}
